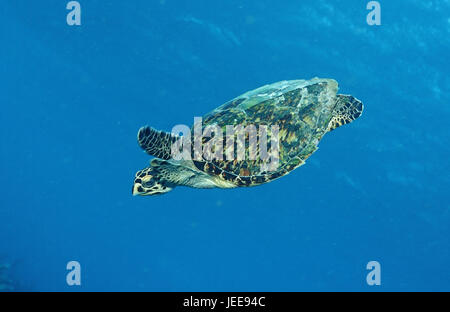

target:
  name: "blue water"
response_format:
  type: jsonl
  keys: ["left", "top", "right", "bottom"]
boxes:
{"left": 1, "top": 0, "right": 449, "bottom": 291}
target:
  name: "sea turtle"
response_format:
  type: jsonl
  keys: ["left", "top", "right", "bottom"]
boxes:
{"left": 132, "top": 78, "right": 363, "bottom": 196}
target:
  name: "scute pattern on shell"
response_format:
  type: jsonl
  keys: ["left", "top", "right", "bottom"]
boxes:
{"left": 193, "top": 78, "right": 339, "bottom": 186}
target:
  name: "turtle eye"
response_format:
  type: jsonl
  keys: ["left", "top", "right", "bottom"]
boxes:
{"left": 142, "top": 179, "right": 155, "bottom": 188}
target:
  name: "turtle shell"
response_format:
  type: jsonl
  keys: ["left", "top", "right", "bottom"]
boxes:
{"left": 191, "top": 78, "right": 339, "bottom": 186}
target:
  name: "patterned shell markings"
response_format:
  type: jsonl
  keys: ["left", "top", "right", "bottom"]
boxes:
{"left": 192, "top": 78, "right": 339, "bottom": 186}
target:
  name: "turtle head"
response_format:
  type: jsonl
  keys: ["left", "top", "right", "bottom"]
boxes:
{"left": 132, "top": 167, "right": 173, "bottom": 196}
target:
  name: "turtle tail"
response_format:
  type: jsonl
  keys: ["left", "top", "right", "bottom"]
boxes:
{"left": 327, "top": 94, "right": 364, "bottom": 132}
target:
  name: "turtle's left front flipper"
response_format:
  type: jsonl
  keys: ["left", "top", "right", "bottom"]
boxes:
{"left": 137, "top": 126, "right": 179, "bottom": 160}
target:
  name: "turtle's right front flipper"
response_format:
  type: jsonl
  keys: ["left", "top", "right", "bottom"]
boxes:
{"left": 137, "top": 126, "right": 179, "bottom": 160}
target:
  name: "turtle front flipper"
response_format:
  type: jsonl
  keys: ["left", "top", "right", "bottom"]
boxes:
{"left": 137, "top": 126, "right": 179, "bottom": 160}
{"left": 327, "top": 94, "right": 364, "bottom": 131}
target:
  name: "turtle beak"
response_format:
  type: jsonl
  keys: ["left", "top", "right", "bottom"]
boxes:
{"left": 132, "top": 183, "right": 142, "bottom": 196}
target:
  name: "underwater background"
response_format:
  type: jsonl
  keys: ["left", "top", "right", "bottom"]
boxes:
{"left": 1, "top": 0, "right": 449, "bottom": 291}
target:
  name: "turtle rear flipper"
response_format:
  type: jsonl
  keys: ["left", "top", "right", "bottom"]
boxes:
{"left": 327, "top": 94, "right": 363, "bottom": 132}
{"left": 137, "top": 126, "right": 179, "bottom": 160}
